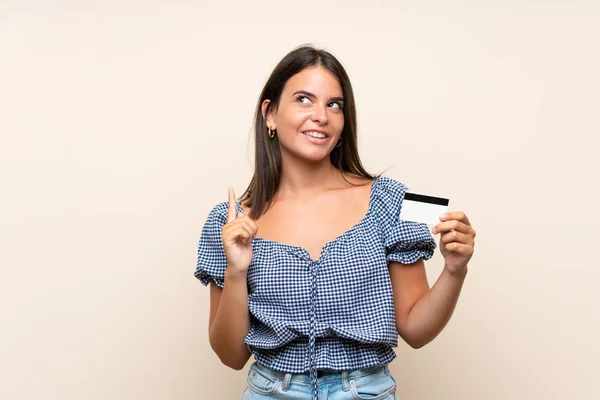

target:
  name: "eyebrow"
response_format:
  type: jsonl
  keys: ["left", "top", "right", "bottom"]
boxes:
{"left": 292, "top": 90, "right": 344, "bottom": 103}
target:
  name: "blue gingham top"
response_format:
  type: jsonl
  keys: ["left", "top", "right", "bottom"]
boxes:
{"left": 194, "top": 176, "right": 436, "bottom": 397}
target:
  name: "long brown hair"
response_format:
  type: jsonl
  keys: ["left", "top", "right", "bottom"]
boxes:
{"left": 240, "top": 45, "right": 378, "bottom": 219}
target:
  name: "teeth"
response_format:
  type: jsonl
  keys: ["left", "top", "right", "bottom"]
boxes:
{"left": 303, "top": 131, "right": 327, "bottom": 138}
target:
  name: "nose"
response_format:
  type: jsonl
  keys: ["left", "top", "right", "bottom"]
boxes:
{"left": 311, "top": 103, "right": 328, "bottom": 124}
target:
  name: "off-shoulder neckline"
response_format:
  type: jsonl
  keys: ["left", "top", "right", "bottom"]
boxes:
{"left": 233, "top": 176, "right": 385, "bottom": 263}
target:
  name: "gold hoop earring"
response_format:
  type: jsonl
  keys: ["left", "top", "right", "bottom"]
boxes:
{"left": 268, "top": 128, "right": 275, "bottom": 139}
{"left": 336, "top": 136, "right": 342, "bottom": 148}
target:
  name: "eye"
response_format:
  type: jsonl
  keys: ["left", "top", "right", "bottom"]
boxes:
{"left": 297, "top": 95, "right": 311, "bottom": 104}
{"left": 329, "top": 102, "right": 342, "bottom": 109}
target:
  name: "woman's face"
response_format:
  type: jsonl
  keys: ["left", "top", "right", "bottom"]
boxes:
{"left": 266, "top": 66, "right": 345, "bottom": 163}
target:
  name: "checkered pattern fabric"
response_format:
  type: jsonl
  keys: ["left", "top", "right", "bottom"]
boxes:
{"left": 194, "top": 177, "right": 437, "bottom": 399}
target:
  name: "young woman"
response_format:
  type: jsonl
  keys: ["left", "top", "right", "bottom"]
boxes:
{"left": 195, "top": 45, "right": 476, "bottom": 400}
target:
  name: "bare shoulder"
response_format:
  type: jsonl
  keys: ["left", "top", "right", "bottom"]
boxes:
{"left": 338, "top": 172, "right": 374, "bottom": 189}
{"left": 327, "top": 172, "right": 375, "bottom": 211}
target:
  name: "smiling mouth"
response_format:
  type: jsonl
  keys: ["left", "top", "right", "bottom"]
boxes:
{"left": 302, "top": 131, "right": 328, "bottom": 139}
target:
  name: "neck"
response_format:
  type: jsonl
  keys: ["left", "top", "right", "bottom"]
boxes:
{"left": 278, "top": 154, "right": 342, "bottom": 198}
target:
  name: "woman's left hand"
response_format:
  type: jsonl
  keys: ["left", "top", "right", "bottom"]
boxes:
{"left": 432, "top": 211, "right": 476, "bottom": 276}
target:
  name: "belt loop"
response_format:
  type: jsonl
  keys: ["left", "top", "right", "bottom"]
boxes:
{"left": 282, "top": 372, "right": 292, "bottom": 392}
{"left": 342, "top": 370, "right": 350, "bottom": 391}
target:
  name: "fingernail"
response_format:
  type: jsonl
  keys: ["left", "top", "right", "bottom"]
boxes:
{"left": 432, "top": 227, "right": 438, "bottom": 234}
{"left": 439, "top": 213, "right": 447, "bottom": 220}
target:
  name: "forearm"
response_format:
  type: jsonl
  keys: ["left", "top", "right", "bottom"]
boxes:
{"left": 209, "top": 269, "right": 252, "bottom": 369}
{"left": 400, "top": 265, "right": 468, "bottom": 348}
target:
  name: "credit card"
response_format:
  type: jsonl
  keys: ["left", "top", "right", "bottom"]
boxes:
{"left": 400, "top": 192, "right": 450, "bottom": 225}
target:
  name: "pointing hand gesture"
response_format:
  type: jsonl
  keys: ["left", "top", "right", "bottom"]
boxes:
{"left": 221, "top": 188, "right": 258, "bottom": 274}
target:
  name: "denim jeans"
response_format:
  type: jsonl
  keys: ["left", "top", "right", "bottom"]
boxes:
{"left": 242, "top": 362, "right": 398, "bottom": 399}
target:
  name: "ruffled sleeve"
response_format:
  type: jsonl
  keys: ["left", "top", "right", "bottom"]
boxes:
{"left": 374, "top": 177, "right": 437, "bottom": 264}
{"left": 194, "top": 202, "right": 228, "bottom": 288}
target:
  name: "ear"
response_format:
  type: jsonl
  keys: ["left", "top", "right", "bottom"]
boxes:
{"left": 261, "top": 99, "right": 277, "bottom": 130}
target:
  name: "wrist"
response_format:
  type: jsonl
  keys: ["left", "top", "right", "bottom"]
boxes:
{"left": 445, "top": 264, "right": 468, "bottom": 279}
{"left": 225, "top": 267, "right": 248, "bottom": 282}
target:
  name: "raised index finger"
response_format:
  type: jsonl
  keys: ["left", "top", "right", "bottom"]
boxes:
{"left": 227, "top": 187, "right": 238, "bottom": 223}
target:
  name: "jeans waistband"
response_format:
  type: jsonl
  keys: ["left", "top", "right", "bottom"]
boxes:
{"left": 252, "top": 362, "right": 389, "bottom": 385}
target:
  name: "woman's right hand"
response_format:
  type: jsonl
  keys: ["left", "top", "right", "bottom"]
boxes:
{"left": 222, "top": 187, "right": 258, "bottom": 274}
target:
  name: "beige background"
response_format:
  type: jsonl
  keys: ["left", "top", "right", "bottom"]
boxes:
{"left": 1, "top": 1, "right": 599, "bottom": 399}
